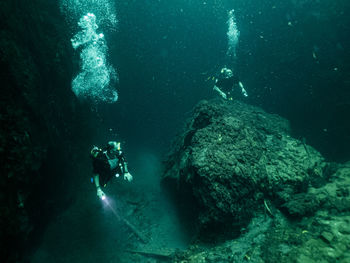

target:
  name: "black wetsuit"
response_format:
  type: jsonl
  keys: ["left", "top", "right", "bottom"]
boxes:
{"left": 215, "top": 75, "right": 241, "bottom": 99}
{"left": 92, "top": 149, "right": 127, "bottom": 187}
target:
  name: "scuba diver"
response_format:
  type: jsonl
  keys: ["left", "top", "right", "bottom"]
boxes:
{"left": 213, "top": 67, "right": 248, "bottom": 100}
{"left": 90, "top": 141, "right": 133, "bottom": 199}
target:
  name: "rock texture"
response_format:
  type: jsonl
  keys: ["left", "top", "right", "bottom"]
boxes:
{"left": 1, "top": 1, "right": 94, "bottom": 261}
{"left": 163, "top": 99, "right": 327, "bottom": 229}
{"left": 163, "top": 99, "right": 350, "bottom": 262}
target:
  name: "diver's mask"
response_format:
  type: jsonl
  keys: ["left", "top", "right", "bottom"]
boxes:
{"left": 220, "top": 68, "right": 233, "bottom": 78}
{"left": 91, "top": 146, "right": 101, "bottom": 158}
{"left": 107, "top": 141, "right": 121, "bottom": 154}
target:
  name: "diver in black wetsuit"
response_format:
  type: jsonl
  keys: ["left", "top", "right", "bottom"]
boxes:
{"left": 213, "top": 67, "right": 248, "bottom": 100}
{"left": 90, "top": 141, "right": 133, "bottom": 199}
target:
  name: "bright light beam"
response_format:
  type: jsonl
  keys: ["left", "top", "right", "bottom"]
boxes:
{"left": 102, "top": 196, "right": 121, "bottom": 220}
{"left": 101, "top": 196, "right": 148, "bottom": 243}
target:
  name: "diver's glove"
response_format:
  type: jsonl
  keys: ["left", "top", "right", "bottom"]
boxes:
{"left": 96, "top": 187, "right": 105, "bottom": 199}
{"left": 124, "top": 172, "right": 133, "bottom": 182}
{"left": 239, "top": 81, "right": 248, "bottom": 97}
{"left": 213, "top": 86, "right": 227, "bottom": 99}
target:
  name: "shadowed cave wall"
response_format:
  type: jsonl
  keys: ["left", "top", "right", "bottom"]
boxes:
{"left": 0, "top": 1, "right": 97, "bottom": 261}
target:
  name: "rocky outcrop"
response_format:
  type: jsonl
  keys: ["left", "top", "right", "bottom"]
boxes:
{"left": 163, "top": 100, "right": 350, "bottom": 262}
{"left": 163, "top": 99, "right": 328, "bottom": 230}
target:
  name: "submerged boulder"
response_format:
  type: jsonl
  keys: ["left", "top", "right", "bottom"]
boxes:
{"left": 162, "top": 99, "right": 327, "bottom": 229}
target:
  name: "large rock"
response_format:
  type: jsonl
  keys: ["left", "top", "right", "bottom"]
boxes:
{"left": 162, "top": 100, "right": 327, "bottom": 229}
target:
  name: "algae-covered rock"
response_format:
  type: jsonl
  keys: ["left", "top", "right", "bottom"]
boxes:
{"left": 282, "top": 161, "right": 350, "bottom": 217}
{"left": 167, "top": 153, "right": 350, "bottom": 262}
{"left": 292, "top": 212, "right": 350, "bottom": 263}
{"left": 163, "top": 99, "right": 326, "bottom": 229}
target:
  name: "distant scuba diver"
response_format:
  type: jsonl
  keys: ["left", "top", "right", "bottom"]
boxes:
{"left": 213, "top": 67, "right": 248, "bottom": 100}
{"left": 90, "top": 141, "right": 133, "bottom": 199}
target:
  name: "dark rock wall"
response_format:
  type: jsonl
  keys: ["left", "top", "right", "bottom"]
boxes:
{"left": 0, "top": 1, "right": 93, "bottom": 262}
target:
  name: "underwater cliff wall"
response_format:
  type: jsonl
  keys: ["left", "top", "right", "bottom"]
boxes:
{"left": 0, "top": 1, "right": 96, "bottom": 261}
